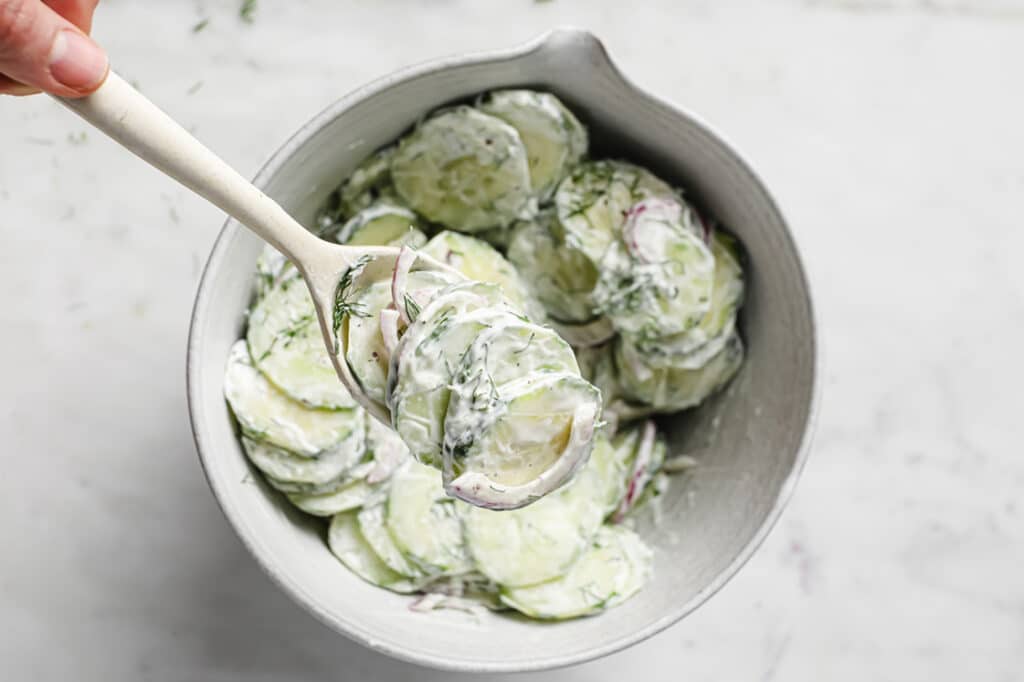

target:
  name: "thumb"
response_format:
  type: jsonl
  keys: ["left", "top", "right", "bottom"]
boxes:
{"left": 0, "top": 0, "right": 107, "bottom": 97}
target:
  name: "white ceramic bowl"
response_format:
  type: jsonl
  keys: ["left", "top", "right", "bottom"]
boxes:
{"left": 187, "top": 28, "right": 820, "bottom": 673}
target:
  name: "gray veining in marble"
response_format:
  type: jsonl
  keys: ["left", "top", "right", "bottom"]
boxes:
{"left": 1, "top": 1, "right": 1021, "bottom": 680}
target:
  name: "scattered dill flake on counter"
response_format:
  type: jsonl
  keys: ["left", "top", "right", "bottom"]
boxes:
{"left": 240, "top": 0, "right": 258, "bottom": 23}
{"left": 192, "top": 18, "right": 209, "bottom": 33}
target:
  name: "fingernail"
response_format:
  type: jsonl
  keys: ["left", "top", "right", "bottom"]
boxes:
{"left": 49, "top": 30, "right": 108, "bottom": 92}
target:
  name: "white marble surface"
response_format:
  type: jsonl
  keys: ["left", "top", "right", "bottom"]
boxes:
{"left": 2, "top": 1, "right": 1023, "bottom": 679}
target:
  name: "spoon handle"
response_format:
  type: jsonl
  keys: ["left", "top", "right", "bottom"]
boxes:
{"left": 53, "top": 72, "right": 320, "bottom": 264}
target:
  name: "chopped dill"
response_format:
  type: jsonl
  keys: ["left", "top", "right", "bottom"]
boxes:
{"left": 257, "top": 314, "right": 313, "bottom": 361}
{"left": 404, "top": 295, "right": 422, "bottom": 322}
{"left": 513, "top": 332, "right": 536, "bottom": 354}
{"left": 331, "top": 256, "right": 372, "bottom": 351}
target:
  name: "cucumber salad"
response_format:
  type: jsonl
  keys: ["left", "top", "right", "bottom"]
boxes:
{"left": 223, "top": 90, "right": 747, "bottom": 621}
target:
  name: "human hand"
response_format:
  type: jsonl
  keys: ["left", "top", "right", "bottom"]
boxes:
{"left": 1, "top": 0, "right": 106, "bottom": 97}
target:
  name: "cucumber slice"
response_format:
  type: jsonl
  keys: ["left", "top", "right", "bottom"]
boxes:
{"left": 499, "top": 525, "right": 652, "bottom": 619}
{"left": 247, "top": 271, "right": 357, "bottom": 410}
{"left": 328, "top": 511, "right": 420, "bottom": 593}
{"left": 506, "top": 213, "right": 601, "bottom": 325}
{"left": 223, "top": 340, "right": 361, "bottom": 457}
{"left": 478, "top": 90, "right": 588, "bottom": 201}
{"left": 442, "top": 329, "right": 588, "bottom": 496}
{"left": 390, "top": 307, "right": 514, "bottom": 468}
{"left": 387, "top": 278, "right": 601, "bottom": 509}
{"left": 385, "top": 281, "right": 511, "bottom": 426}
{"left": 444, "top": 372, "right": 596, "bottom": 486}
{"left": 288, "top": 479, "right": 378, "bottom": 516}
{"left": 335, "top": 200, "right": 426, "bottom": 248}
{"left": 339, "top": 146, "right": 397, "bottom": 219}
{"left": 357, "top": 503, "right": 426, "bottom": 579}
{"left": 344, "top": 271, "right": 455, "bottom": 407}
{"left": 461, "top": 429, "right": 617, "bottom": 586}
{"left": 575, "top": 343, "right": 620, "bottom": 409}
{"left": 615, "top": 332, "right": 744, "bottom": 412}
{"left": 254, "top": 244, "right": 292, "bottom": 299}
{"left": 588, "top": 434, "right": 630, "bottom": 517}
{"left": 450, "top": 319, "right": 579, "bottom": 390}
{"left": 634, "top": 231, "right": 745, "bottom": 368}
{"left": 422, "top": 230, "right": 544, "bottom": 321}
{"left": 593, "top": 198, "right": 715, "bottom": 341}
{"left": 385, "top": 278, "right": 512, "bottom": 458}
{"left": 554, "top": 160, "right": 678, "bottom": 263}
{"left": 385, "top": 461, "right": 473, "bottom": 575}
{"left": 264, "top": 473, "right": 350, "bottom": 496}
{"left": 391, "top": 106, "right": 534, "bottom": 232}
{"left": 240, "top": 418, "right": 364, "bottom": 488}
{"left": 463, "top": 486, "right": 591, "bottom": 587}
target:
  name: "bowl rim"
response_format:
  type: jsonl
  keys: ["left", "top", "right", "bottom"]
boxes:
{"left": 186, "top": 26, "right": 822, "bottom": 673}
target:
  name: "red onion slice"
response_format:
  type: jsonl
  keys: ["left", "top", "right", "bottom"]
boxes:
{"left": 613, "top": 419, "right": 657, "bottom": 522}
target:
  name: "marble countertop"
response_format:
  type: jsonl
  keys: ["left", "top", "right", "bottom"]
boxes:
{"left": 2, "top": 1, "right": 1022, "bottom": 680}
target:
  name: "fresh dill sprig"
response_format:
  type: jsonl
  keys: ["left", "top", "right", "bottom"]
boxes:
{"left": 331, "top": 256, "right": 373, "bottom": 350}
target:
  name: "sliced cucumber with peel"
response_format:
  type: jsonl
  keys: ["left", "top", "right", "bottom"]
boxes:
{"left": 422, "top": 230, "right": 544, "bottom": 321}
{"left": 328, "top": 511, "right": 420, "bottom": 593}
{"left": 390, "top": 308, "right": 514, "bottom": 468}
{"left": 391, "top": 106, "right": 535, "bottom": 232}
{"left": 289, "top": 479, "right": 378, "bottom": 517}
{"left": 461, "top": 428, "right": 620, "bottom": 586}
{"left": 500, "top": 525, "right": 652, "bottom": 619}
{"left": 263, "top": 473, "right": 350, "bottom": 496}
{"left": 444, "top": 372, "right": 598, "bottom": 491}
{"left": 337, "top": 146, "right": 397, "bottom": 220}
{"left": 385, "top": 460, "right": 473, "bottom": 575}
{"left": 357, "top": 503, "right": 426, "bottom": 579}
{"left": 247, "top": 271, "right": 357, "bottom": 410}
{"left": 555, "top": 160, "right": 679, "bottom": 263}
{"left": 335, "top": 200, "right": 426, "bottom": 248}
{"left": 223, "top": 340, "right": 361, "bottom": 457}
{"left": 449, "top": 319, "right": 579, "bottom": 390}
{"left": 633, "top": 231, "right": 745, "bottom": 368}
{"left": 479, "top": 89, "right": 588, "bottom": 201}
{"left": 593, "top": 198, "right": 715, "bottom": 341}
{"left": 507, "top": 212, "right": 602, "bottom": 325}
{"left": 240, "top": 420, "right": 364, "bottom": 489}
{"left": 387, "top": 285, "right": 513, "bottom": 466}
{"left": 615, "top": 332, "right": 744, "bottom": 412}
